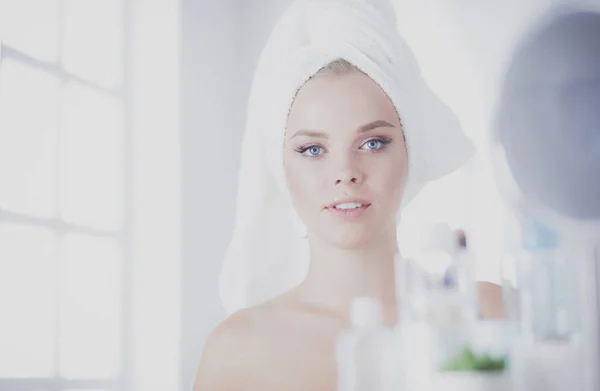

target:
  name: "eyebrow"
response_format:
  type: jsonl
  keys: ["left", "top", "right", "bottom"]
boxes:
{"left": 291, "top": 120, "right": 396, "bottom": 139}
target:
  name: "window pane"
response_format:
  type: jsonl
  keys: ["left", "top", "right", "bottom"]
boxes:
{"left": 59, "top": 233, "right": 122, "bottom": 379}
{"left": 0, "top": 224, "right": 57, "bottom": 378}
{"left": 59, "top": 83, "right": 123, "bottom": 231}
{"left": 0, "top": 59, "right": 59, "bottom": 217}
{"left": 0, "top": 0, "right": 59, "bottom": 61}
{"left": 62, "top": 0, "right": 123, "bottom": 88}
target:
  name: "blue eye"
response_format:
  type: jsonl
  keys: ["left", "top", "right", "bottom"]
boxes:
{"left": 362, "top": 139, "right": 385, "bottom": 150}
{"left": 301, "top": 145, "right": 323, "bottom": 157}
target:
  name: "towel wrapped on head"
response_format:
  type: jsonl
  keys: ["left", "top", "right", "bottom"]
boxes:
{"left": 219, "top": 0, "right": 475, "bottom": 314}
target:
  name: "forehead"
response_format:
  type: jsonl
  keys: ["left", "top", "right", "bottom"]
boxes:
{"left": 286, "top": 71, "right": 400, "bottom": 133}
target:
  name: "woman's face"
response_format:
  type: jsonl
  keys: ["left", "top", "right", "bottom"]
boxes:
{"left": 284, "top": 70, "right": 408, "bottom": 249}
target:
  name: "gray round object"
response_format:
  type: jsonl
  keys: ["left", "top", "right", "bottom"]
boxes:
{"left": 495, "top": 10, "right": 600, "bottom": 220}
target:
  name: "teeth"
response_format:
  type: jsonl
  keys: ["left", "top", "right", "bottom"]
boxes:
{"left": 334, "top": 203, "right": 363, "bottom": 210}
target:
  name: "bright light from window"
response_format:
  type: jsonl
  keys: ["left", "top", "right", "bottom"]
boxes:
{"left": 59, "top": 233, "right": 122, "bottom": 379}
{"left": 0, "top": 0, "right": 59, "bottom": 61}
{"left": 0, "top": 58, "right": 59, "bottom": 218}
{"left": 62, "top": 0, "right": 124, "bottom": 88}
{"left": 59, "top": 82, "right": 123, "bottom": 231}
{"left": 0, "top": 224, "right": 57, "bottom": 378}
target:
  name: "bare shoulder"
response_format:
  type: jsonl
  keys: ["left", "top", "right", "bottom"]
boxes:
{"left": 194, "top": 294, "right": 346, "bottom": 391}
{"left": 193, "top": 301, "right": 286, "bottom": 391}
{"left": 193, "top": 307, "right": 263, "bottom": 391}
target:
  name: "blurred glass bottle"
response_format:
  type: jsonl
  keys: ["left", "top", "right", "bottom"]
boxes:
{"left": 336, "top": 297, "right": 395, "bottom": 391}
{"left": 501, "top": 217, "right": 585, "bottom": 391}
{"left": 399, "top": 223, "right": 477, "bottom": 323}
{"left": 396, "top": 225, "right": 510, "bottom": 391}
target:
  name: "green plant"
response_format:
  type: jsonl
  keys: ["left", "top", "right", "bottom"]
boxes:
{"left": 439, "top": 347, "right": 506, "bottom": 372}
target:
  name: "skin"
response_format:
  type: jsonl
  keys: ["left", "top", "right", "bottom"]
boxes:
{"left": 193, "top": 70, "right": 506, "bottom": 391}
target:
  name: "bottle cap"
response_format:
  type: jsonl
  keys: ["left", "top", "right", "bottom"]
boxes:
{"left": 350, "top": 297, "right": 383, "bottom": 328}
{"left": 456, "top": 229, "right": 467, "bottom": 249}
{"left": 419, "top": 223, "right": 456, "bottom": 253}
{"left": 522, "top": 218, "right": 558, "bottom": 251}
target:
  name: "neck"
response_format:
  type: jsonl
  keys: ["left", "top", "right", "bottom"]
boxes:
{"left": 296, "top": 226, "right": 399, "bottom": 324}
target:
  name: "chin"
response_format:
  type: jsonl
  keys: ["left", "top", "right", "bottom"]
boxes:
{"left": 317, "top": 225, "right": 376, "bottom": 250}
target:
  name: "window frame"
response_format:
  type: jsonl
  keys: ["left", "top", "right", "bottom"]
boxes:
{"left": 0, "top": 0, "right": 133, "bottom": 389}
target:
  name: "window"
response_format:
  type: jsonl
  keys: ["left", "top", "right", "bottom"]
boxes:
{"left": 0, "top": 0, "right": 130, "bottom": 390}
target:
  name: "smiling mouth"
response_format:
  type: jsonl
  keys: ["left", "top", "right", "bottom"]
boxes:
{"left": 325, "top": 202, "right": 371, "bottom": 220}
{"left": 331, "top": 202, "right": 368, "bottom": 210}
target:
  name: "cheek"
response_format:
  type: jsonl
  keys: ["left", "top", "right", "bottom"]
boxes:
{"left": 381, "top": 171, "right": 405, "bottom": 200}
{"left": 284, "top": 155, "right": 323, "bottom": 211}
{"left": 371, "top": 154, "right": 408, "bottom": 203}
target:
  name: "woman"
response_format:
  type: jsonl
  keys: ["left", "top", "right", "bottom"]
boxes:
{"left": 195, "top": 1, "right": 503, "bottom": 390}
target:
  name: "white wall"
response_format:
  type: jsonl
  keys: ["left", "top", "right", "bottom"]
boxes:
{"left": 180, "top": 1, "right": 237, "bottom": 389}
{"left": 130, "top": 0, "right": 181, "bottom": 390}
{"left": 179, "top": 1, "right": 295, "bottom": 389}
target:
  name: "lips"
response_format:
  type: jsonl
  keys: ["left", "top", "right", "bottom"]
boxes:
{"left": 331, "top": 202, "right": 366, "bottom": 210}
{"left": 325, "top": 198, "right": 371, "bottom": 221}
{"left": 326, "top": 198, "right": 371, "bottom": 210}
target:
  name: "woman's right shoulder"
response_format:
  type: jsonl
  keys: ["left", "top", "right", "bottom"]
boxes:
{"left": 192, "top": 307, "right": 265, "bottom": 391}
{"left": 210, "top": 307, "right": 259, "bottom": 345}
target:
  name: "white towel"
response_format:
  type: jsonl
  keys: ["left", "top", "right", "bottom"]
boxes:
{"left": 219, "top": 0, "right": 475, "bottom": 314}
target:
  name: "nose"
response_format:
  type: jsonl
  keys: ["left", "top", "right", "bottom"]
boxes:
{"left": 335, "top": 165, "right": 363, "bottom": 186}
